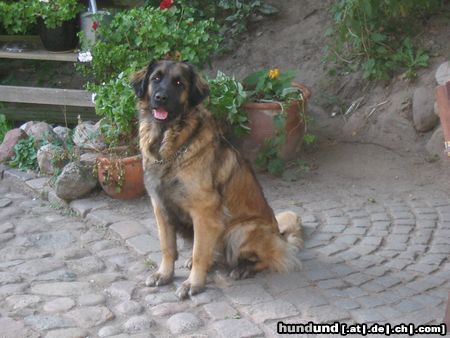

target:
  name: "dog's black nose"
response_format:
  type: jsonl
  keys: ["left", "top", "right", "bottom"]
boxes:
{"left": 155, "top": 92, "right": 168, "bottom": 103}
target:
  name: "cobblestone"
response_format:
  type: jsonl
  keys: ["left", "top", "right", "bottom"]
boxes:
{"left": 1, "top": 171, "right": 450, "bottom": 337}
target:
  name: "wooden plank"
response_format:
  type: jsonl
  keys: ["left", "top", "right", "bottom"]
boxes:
{"left": 0, "top": 35, "right": 41, "bottom": 43}
{"left": 0, "top": 50, "right": 78, "bottom": 62}
{"left": 436, "top": 82, "right": 450, "bottom": 157}
{"left": 0, "top": 85, "right": 94, "bottom": 107}
{"left": 0, "top": 104, "right": 98, "bottom": 124}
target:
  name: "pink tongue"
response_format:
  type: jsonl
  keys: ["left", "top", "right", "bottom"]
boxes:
{"left": 153, "top": 109, "right": 168, "bottom": 120}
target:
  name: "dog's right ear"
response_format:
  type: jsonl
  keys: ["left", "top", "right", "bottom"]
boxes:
{"left": 130, "top": 61, "right": 156, "bottom": 99}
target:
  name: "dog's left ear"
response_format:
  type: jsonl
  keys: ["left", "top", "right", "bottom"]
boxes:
{"left": 185, "top": 62, "right": 209, "bottom": 107}
{"left": 130, "top": 61, "right": 156, "bottom": 98}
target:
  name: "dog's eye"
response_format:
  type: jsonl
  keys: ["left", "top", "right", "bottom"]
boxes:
{"left": 175, "top": 80, "right": 183, "bottom": 87}
{"left": 152, "top": 76, "right": 161, "bottom": 82}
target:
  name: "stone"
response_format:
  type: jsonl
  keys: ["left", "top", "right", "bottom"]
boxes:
{"left": 167, "top": 312, "right": 202, "bottom": 335}
{"left": 212, "top": 318, "right": 263, "bottom": 338}
{"left": 0, "top": 198, "right": 12, "bottom": 208}
{"left": 225, "top": 284, "right": 273, "bottom": 305}
{"left": 126, "top": 235, "right": 160, "bottom": 255}
{"left": 123, "top": 316, "right": 154, "bottom": 334}
{"left": 66, "top": 306, "right": 114, "bottom": 328}
{"left": 30, "top": 282, "right": 92, "bottom": 296}
{"left": 0, "top": 128, "right": 27, "bottom": 163}
{"left": 45, "top": 328, "right": 88, "bottom": 338}
{"left": 67, "top": 256, "right": 105, "bottom": 275}
{"left": 73, "top": 121, "right": 105, "bottom": 151}
{"left": 53, "top": 126, "right": 71, "bottom": 143}
{"left": 69, "top": 198, "right": 108, "bottom": 218}
{"left": 86, "top": 209, "right": 127, "bottom": 227}
{"left": 13, "top": 257, "right": 65, "bottom": 276}
{"left": 104, "top": 281, "right": 136, "bottom": 301}
{"left": 98, "top": 325, "right": 123, "bottom": 337}
{"left": 0, "top": 271, "right": 21, "bottom": 285}
{"left": 426, "top": 126, "right": 445, "bottom": 159}
{"left": 203, "top": 302, "right": 238, "bottom": 321}
{"left": 26, "top": 121, "right": 59, "bottom": 144}
{"left": 0, "top": 232, "right": 15, "bottom": 243}
{"left": 110, "top": 220, "right": 147, "bottom": 240}
{"left": 145, "top": 292, "right": 179, "bottom": 306}
{"left": 43, "top": 297, "right": 76, "bottom": 313}
{"left": 0, "top": 221, "right": 14, "bottom": 233}
{"left": 25, "top": 177, "right": 50, "bottom": 195}
{"left": 37, "top": 144, "right": 66, "bottom": 175}
{"left": 436, "top": 61, "right": 450, "bottom": 85}
{"left": 0, "top": 317, "right": 26, "bottom": 338}
{"left": 151, "top": 302, "right": 189, "bottom": 316}
{"left": 55, "top": 162, "right": 98, "bottom": 201}
{"left": 413, "top": 87, "right": 439, "bottom": 132}
{"left": 24, "top": 314, "right": 75, "bottom": 331}
{"left": 115, "top": 300, "right": 143, "bottom": 316}
{"left": 242, "top": 299, "right": 298, "bottom": 323}
{"left": 5, "top": 294, "right": 41, "bottom": 310}
{"left": 78, "top": 293, "right": 106, "bottom": 306}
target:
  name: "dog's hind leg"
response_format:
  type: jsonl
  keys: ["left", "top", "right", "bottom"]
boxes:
{"left": 146, "top": 199, "right": 177, "bottom": 287}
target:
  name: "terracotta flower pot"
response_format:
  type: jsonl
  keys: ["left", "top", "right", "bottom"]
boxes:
{"left": 436, "top": 80, "right": 450, "bottom": 158}
{"left": 96, "top": 152, "right": 145, "bottom": 200}
{"left": 241, "top": 82, "right": 312, "bottom": 161}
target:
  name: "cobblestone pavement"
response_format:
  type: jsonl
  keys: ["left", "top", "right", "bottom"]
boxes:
{"left": 0, "top": 162, "right": 449, "bottom": 338}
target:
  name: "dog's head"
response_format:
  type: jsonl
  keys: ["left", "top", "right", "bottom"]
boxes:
{"left": 131, "top": 60, "right": 209, "bottom": 124}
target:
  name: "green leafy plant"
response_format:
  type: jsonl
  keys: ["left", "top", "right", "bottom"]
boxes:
{"left": 0, "top": 114, "right": 11, "bottom": 143}
{"left": 9, "top": 136, "right": 38, "bottom": 171}
{"left": 79, "top": 5, "right": 221, "bottom": 83}
{"left": 146, "top": 0, "right": 278, "bottom": 48}
{"left": 327, "top": 0, "right": 441, "bottom": 80}
{"left": 31, "top": 0, "right": 83, "bottom": 29}
{"left": 207, "top": 71, "right": 249, "bottom": 137}
{"left": 0, "top": 1, "right": 36, "bottom": 34}
{"left": 88, "top": 72, "right": 138, "bottom": 150}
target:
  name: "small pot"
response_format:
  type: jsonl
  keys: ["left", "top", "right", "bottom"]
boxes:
{"left": 96, "top": 152, "right": 145, "bottom": 200}
{"left": 241, "top": 82, "right": 312, "bottom": 161}
{"left": 38, "top": 17, "right": 78, "bottom": 52}
{"left": 436, "top": 80, "right": 450, "bottom": 158}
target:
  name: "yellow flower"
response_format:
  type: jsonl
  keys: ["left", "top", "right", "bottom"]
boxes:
{"left": 268, "top": 68, "right": 281, "bottom": 80}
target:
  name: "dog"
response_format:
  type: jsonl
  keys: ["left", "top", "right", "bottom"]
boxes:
{"left": 132, "top": 60, "right": 303, "bottom": 299}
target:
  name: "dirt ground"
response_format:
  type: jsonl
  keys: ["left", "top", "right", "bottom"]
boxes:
{"left": 212, "top": 0, "right": 450, "bottom": 195}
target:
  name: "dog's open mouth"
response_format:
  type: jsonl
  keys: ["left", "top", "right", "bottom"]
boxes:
{"left": 152, "top": 108, "right": 169, "bottom": 121}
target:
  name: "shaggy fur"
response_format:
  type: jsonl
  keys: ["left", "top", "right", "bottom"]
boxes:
{"left": 132, "top": 60, "right": 303, "bottom": 299}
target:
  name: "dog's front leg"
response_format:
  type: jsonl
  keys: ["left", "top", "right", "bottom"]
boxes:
{"left": 146, "top": 199, "right": 177, "bottom": 287}
{"left": 176, "top": 208, "right": 223, "bottom": 300}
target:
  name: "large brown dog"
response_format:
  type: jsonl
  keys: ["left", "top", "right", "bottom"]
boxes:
{"left": 132, "top": 60, "right": 302, "bottom": 299}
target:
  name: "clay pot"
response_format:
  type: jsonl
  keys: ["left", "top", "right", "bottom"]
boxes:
{"left": 241, "top": 82, "right": 312, "bottom": 161}
{"left": 96, "top": 152, "right": 145, "bottom": 200}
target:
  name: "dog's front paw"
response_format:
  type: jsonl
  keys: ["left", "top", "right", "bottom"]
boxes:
{"left": 145, "top": 271, "right": 173, "bottom": 287}
{"left": 175, "top": 280, "right": 204, "bottom": 300}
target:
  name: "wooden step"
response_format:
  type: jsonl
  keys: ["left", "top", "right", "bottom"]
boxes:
{"left": 0, "top": 50, "right": 78, "bottom": 62}
{"left": 0, "top": 85, "right": 94, "bottom": 107}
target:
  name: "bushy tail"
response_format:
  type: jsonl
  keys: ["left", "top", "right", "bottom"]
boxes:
{"left": 276, "top": 211, "right": 303, "bottom": 249}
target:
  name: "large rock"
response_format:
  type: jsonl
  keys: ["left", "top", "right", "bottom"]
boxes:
{"left": 26, "top": 122, "right": 59, "bottom": 145}
{"left": 412, "top": 87, "right": 439, "bottom": 132}
{"left": 0, "top": 128, "right": 28, "bottom": 163}
{"left": 37, "top": 144, "right": 66, "bottom": 175}
{"left": 55, "top": 162, "right": 98, "bottom": 201}
{"left": 426, "top": 126, "right": 446, "bottom": 160}
{"left": 53, "top": 126, "right": 71, "bottom": 143}
{"left": 73, "top": 122, "right": 105, "bottom": 151}
{"left": 436, "top": 61, "right": 450, "bottom": 85}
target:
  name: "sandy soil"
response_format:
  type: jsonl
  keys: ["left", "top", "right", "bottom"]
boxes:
{"left": 211, "top": 0, "right": 450, "bottom": 193}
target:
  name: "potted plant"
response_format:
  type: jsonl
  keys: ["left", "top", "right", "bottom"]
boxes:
{"left": 32, "top": 0, "right": 83, "bottom": 51}
{"left": 241, "top": 68, "right": 312, "bottom": 174}
{"left": 0, "top": 1, "right": 36, "bottom": 35}
{"left": 89, "top": 72, "right": 145, "bottom": 199}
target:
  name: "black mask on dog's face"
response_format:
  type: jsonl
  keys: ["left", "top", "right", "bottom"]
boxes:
{"left": 131, "top": 60, "right": 209, "bottom": 124}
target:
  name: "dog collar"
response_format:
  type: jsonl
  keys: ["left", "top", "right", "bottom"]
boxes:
{"left": 150, "top": 141, "right": 191, "bottom": 166}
